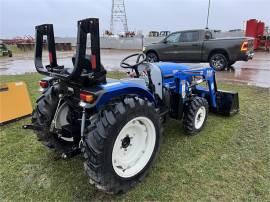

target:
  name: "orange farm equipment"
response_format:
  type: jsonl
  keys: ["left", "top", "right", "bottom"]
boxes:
{"left": 246, "top": 19, "right": 270, "bottom": 51}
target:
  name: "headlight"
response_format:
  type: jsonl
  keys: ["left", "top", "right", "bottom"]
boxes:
{"left": 142, "top": 46, "right": 146, "bottom": 52}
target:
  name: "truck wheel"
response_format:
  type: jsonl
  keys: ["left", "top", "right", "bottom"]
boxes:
{"left": 82, "top": 97, "right": 162, "bottom": 194}
{"left": 183, "top": 96, "right": 208, "bottom": 135}
{"left": 228, "top": 61, "right": 235, "bottom": 67}
{"left": 209, "top": 53, "right": 228, "bottom": 71}
{"left": 146, "top": 52, "right": 159, "bottom": 62}
{"left": 32, "top": 87, "right": 79, "bottom": 153}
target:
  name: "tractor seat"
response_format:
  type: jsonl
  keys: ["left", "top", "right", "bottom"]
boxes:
{"left": 63, "top": 54, "right": 107, "bottom": 84}
{"left": 72, "top": 54, "right": 94, "bottom": 73}
{"left": 60, "top": 55, "right": 93, "bottom": 75}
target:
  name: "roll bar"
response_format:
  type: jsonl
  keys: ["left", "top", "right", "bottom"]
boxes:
{"left": 34, "top": 18, "right": 101, "bottom": 80}
{"left": 35, "top": 24, "right": 60, "bottom": 76}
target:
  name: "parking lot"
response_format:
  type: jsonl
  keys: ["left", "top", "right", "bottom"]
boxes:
{"left": 215, "top": 52, "right": 270, "bottom": 88}
{"left": 0, "top": 50, "right": 269, "bottom": 88}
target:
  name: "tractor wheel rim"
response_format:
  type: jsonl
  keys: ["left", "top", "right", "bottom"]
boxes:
{"left": 55, "top": 103, "right": 69, "bottom": 129}
{"left": 112, "top": 116, "right": 156, "bottom": 178}
{"left": 194, "top": 106, "right": 206, "bottom": 129}
{"left": 55, "top": 102, "right": 74, "bottom": 142}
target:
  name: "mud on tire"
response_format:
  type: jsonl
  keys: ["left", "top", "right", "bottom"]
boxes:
{"left": 183, "top": 96, "right": 209, "bottom": 135}
{"left": 82, "top": 97, "right": 163, "bottom": 194}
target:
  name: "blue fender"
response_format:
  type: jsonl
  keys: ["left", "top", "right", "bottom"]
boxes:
{"left": 94, "top": 81, "right": 156, "bottom": 110}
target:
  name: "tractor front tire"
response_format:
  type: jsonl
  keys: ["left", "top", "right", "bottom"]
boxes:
{"left": 183, "top": 96, "right": 208, "bottom": 135}
{"left": 82, "top": 97, "right": 162, "bottom": 194}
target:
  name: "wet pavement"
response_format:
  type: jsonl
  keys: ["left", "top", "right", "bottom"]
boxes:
{"left": 216, "top": 52, "right": 270, "bottom": 88}
{"left": 0, "top": 49, "right": 135, "bottom": 74}
{"left": 0, "top": 50, "right": 269, "bottom": 88}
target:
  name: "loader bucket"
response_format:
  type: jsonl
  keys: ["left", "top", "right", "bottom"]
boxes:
{"left": 215, "top": 90, "right": 239, "bottom": 116}
{"left": 0, "top": 82, "right": 33, "bottom": 124}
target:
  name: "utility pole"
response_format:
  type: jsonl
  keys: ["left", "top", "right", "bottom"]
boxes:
{"left": 110, "top": 0, "right": 129, "bottom": 34}
{"left": 206, "top": 0, "right": 211, "bottom": 29}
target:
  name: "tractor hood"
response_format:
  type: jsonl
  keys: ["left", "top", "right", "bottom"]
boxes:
{"left": 154, "top": 62, "right": 191, "bottom": 78}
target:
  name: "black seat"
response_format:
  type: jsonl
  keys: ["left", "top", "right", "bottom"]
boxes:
{"left": 72, "top": 54, "right": 92, "bottom": 73}
{"left": 70, "top": 54, "right": 107, "bottom": 84}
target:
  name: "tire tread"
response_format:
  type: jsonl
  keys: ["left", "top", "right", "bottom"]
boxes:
{"left": 83, "top": 97, "right": 162, "bottom": 194}
{"left": 183, "top": 96, "right": 209, "bottom": 135}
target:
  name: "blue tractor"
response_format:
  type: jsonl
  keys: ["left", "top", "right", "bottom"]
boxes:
{"left": 24, "top": 18, "right": 239, "bottom": 194}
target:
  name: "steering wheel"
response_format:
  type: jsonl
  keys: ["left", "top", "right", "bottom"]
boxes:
{"left": 120, "top": 53, "right": 147, "bottom": 69}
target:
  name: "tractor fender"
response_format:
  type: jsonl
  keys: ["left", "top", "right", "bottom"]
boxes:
{"left": 89, "top": 81, "right": 156, "bottom": 110}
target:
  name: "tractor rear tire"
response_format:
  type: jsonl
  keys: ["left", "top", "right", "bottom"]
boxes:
{"left": 183, "top": 96, "right": 208, "bottom": 135}
{"left": 82, "top": 97, "right": 162, "bottom": 194}
{"left": 32, "top": 86, "right": 76, "bottom": 153}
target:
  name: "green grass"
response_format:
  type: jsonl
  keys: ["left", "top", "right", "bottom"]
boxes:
{"left": 0, "top": 72, "right": 269, "bottom": 201}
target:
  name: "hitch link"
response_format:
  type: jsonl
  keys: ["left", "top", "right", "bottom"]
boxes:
{"left": 50, "top": 95, "right": 63, "bottom": 132}
{"left": 79, "top": 106, "right": 87, "bottom": 149}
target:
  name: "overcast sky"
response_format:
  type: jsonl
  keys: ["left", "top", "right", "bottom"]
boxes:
{"left": 0, "top": 0, "right": 269, "bottom": 38}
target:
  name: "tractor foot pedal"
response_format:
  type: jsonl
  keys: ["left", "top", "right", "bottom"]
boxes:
{"left": 22, "top": 124, "right": 42, "bottom": 131}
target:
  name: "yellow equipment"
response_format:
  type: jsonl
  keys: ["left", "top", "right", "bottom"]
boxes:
{"left": 0, "top": 82, "right": 33, "bottom": 124}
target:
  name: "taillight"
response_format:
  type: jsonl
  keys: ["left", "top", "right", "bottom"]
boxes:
{"left": 241, "top": 41, "right": 248, "bottom": 51}
{"left": 80, "top": 91, "right": 95, "bottom": 103}
{"left": 39, "top": 80, "right": 49, "bottom": 88}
